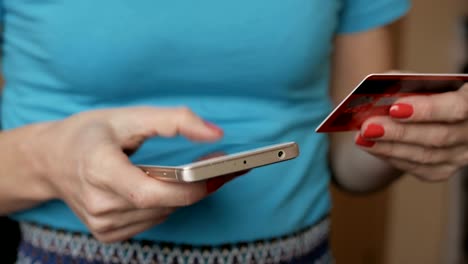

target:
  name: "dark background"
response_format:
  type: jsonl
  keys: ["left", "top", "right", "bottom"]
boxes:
{"left": 0, "top": 217, "right": 20, "bottom": 262}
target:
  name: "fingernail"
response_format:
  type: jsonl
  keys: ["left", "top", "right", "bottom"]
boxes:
{"left": 203, "top": 121, "right": 223, "bottom": 134}
{"left": 206, "top": 177, "right": 232, "bottom": 194}
{"left": 390, "top": 103, "right": 413, "bottom": 119}
{"left": 363, "top": 124, "right": 385, "bottom": 138}
{"left": 355, "top": 135, "right": 375, "bottom": 148}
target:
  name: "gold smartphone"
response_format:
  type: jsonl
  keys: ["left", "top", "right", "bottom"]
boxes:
{"left": 137, "top": 142, "right": 299, "bottom": 182}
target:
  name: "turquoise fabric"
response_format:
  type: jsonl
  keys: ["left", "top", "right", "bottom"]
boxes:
{"left": 1, "top": 0, "right": 409, "bottom": 245}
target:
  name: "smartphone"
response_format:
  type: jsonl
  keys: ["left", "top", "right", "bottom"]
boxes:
{"left": 137, "top": 142, "right": 299, "bottom": 182}
{"left": 316, "top": 73, "right": 468, "bottom": 132}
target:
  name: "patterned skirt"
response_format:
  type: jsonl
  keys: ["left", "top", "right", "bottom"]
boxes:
{"left": 16, "top": 218, "right": 331, "bottom": 264}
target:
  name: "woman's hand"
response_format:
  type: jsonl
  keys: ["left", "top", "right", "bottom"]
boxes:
{"left": 26, "top": 106, "right": 226, "bottom": 242}
{"left": 355, "top": 83, "right": 468, "bottom": 181}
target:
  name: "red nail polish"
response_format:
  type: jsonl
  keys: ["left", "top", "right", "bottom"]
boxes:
{"left": 203, "top": 121, "right": 223, "bottom": 134}
{"left": 390, "top": 103, "right": 413, "bottom": 119}
{"left": 363, "top": 124, "right": 385, "bottom": 138}
{"left": 355, "top": 135, "right": 375, "bottom": 148}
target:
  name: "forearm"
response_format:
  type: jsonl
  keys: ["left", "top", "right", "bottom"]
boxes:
{"left": 330, "top": 132, "right": 402, "bottom": 192}
{"left": 0, "top": 123, "right": 55, "bottom": 215}
{"left": 329, "top": 25, "right": 403, "bottom": 192}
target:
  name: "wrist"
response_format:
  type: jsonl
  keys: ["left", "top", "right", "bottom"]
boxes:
{"left": 17, "top": 122, "right": 60, "bottom": 201}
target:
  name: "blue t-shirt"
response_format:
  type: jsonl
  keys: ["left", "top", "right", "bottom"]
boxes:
{"left": 1, "top": 0, "right": 409, "bottom": 245}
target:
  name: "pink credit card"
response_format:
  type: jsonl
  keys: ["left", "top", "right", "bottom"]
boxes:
{"left": 315, "top": 73, "right": 468, "bottom": 133}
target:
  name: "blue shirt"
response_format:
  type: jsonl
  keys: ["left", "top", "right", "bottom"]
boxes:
{"left": 1, "top": 0, "right": 409, "bottom": 245}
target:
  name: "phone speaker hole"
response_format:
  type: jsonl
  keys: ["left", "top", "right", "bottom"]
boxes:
{"left": 278, "top": 151, "right": 285, "bottom": 160}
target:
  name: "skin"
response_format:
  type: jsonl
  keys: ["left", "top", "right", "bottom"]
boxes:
{"left": 330, "top": 24, "right": 468, "bottom": 190}
{"left": 0, "top": 107, "right": 227, "bottom": 242}
{"left": 329, "top": 25, "right": 404, "bottom": 192}
{"left": 358, "top": 85, "right": 468, "bottom": 182}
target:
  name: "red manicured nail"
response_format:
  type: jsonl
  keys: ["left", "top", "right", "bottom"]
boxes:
{"left": 206, "top": 176, "right": 231, "bottom": 194}
{"left": 363, "top": 124, "right": 385, "bottom": 138}
{"left": 355, "top": 135, "right": 375, "bottom": 148}
{"left": 203, "top": 121, "right": 224, "bottom": 134}
{"left": 390, "top": 103, "right": 413, "bottom": 119}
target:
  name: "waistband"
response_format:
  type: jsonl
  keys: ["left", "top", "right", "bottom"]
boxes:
{"left": 17, "top": 218, "right": 331, "bottom": 264}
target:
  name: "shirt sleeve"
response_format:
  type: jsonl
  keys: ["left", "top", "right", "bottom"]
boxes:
{"left": 336, "top": 0, "right": 411, "bottom": 34}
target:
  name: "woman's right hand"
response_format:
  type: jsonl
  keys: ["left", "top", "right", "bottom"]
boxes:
{"left": 26, "top": 106, "right": 225, "bottom": 243}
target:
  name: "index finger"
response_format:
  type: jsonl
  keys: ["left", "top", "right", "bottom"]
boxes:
{"left": 390, "top": 83, "right": 468, "bottom": 123}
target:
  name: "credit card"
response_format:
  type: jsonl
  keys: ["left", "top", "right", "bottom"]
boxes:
{"left": 315, "top": 73, "right": 468, "bottom": 132}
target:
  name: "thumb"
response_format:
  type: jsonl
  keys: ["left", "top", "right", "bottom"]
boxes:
{"left": 107, "top": 106, "right": 223, "bottom": 149}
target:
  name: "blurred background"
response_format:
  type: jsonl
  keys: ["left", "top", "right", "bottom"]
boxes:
{"left": 331, "top": 1, "right": 468, "bottom": 263}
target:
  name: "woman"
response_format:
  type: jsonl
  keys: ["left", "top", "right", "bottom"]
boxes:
{"left": 3, "top": 0, "right": 466, "bottom": 263}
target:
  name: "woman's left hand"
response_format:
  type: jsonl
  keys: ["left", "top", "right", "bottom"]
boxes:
{"left": 355, "top": 82, "right": 468, "bottom": 181}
